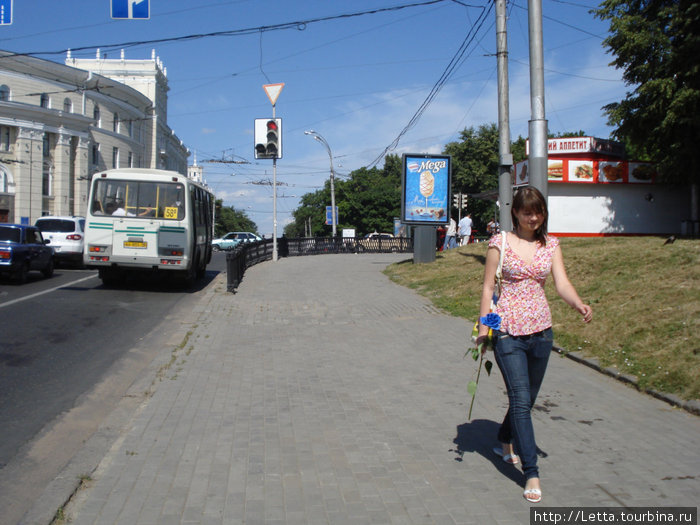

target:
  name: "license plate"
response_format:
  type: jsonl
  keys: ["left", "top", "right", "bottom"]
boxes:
{"left": 124, "top": 240, "right": 147, "bottom": 249}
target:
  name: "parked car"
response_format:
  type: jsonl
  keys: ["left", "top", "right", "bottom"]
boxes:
{"left": 212, "top": 232, "right": 262, "bottom": 251}
{"left": 0, "top": 224, "right": 55, "bottom": 283}
{"left": 356, "top": 232, "right": 405, "bottom": 253}
{"left": 35, "top": 216, "right": 85, "bottom": 267}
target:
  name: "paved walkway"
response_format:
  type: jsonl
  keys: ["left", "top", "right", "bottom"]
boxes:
{"left": 25, "top": 254, "right": 700, "bottom": 524}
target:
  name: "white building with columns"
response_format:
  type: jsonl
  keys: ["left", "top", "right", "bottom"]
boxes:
{"left": 0, "top": 49, "right": 189, "bottom": 224}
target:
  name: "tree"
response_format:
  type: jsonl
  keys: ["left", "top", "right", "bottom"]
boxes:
{"left": 443, "top": 123, "right": 500, "bottom": 233}
{"left": 214, "top": 200, "right": 258, "bottom": 237}
{"left": 594, "top": 0, "right": 700, "bottom": 190}
{"left": 285, "top": 155, "right": 402, "bottom": 237}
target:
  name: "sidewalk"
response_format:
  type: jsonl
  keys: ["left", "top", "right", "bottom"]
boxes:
{"left": 31, "top": 254, "right": 700, "bottom": 524}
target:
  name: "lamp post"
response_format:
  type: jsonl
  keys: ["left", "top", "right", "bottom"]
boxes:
{"left": 304, "top": 130, "right": 336, "bottom": 237}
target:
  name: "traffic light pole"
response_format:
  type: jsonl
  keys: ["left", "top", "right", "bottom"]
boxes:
{"left": 272, "top": 107, "right": 278, "bottom": 261}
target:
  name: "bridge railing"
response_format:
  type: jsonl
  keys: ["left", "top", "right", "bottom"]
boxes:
{"left": 225, "top": 237, "right": 413, "bottom": 292}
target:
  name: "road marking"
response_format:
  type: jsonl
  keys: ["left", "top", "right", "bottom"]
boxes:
{"left": 0, "top": 274, "right": 98, "bottom": 309}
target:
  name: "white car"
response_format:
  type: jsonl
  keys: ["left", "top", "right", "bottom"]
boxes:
{"left": 35, "top": 216, "right": 86, "bottom": 266}
{"left": 212, "top": 231, "right": 262, "bottom": 251}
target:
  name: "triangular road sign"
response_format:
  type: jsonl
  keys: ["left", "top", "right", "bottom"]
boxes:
{"left": 263, "top": 83, "right": 285, "bottom": 106}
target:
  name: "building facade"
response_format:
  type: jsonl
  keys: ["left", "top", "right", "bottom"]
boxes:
{"left": 516, "top": 137, "right": 695, "bottom": 236}
{"left": 0, "top": 49, "right": 189, "bottom": 224}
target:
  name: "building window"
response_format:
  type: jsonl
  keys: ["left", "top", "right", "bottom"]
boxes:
{"left": 92, "top": 143, "right": 100, "bottom": 165}
{"left": 112, "top": 147, "right": 119, "bottom": 169}
{"left": 40, "top": 93, "right": 49, "bottom": 108}
{"left": 42, "top": 134, "right": 52, "bottom": 196}
{"left": 0, "top": 85, "right": 10, "bottom": 101}
{"left": 93, "top": 105, "right": 101, "bottom": 127}
{"left": 127, "top": 119, "right": 133, "bottom": 137}
{"left": 0, "top": 126, "right": 10, "bottom": 151}
{"left": 128, "top": 151, "right": 133, "bottom": 168}
{"left": 113, "top": 113, "right": 119, "bottom": 133}
{"left": 63, "top": 98, "right": 72, "bottom": 113}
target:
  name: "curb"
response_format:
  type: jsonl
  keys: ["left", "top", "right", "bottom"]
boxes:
{"left": 553, "top": 346, "right": 700, "bottom": 417}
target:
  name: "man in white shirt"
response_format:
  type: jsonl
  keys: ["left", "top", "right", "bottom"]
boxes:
{"left": 443, "top": 217, "right": 457, "bottom": 250}
{"left": 458, "top": 213, "right": 472, "bottom": 245}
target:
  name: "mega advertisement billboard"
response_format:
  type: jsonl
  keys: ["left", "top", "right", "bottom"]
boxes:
{"left": 401, "top": 154, "right": 451, "bottom": 226}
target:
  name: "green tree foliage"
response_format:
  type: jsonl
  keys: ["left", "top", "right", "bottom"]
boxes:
{"left": 287, "top": 127, "right": 592, "bottom": 238}
{"left": 285, "top": 155, "right": 402, "bottom": 237}
{"left": 214, "top": 199, "right": 258, "bottom": 237}
{"left": 443, "top": 123, "right": 500, "bottom": 232}
{"left": 594, "top": 0, "right": 700, "bottom": 185}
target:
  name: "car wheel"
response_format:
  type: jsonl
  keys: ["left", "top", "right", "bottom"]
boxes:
{"left": 212, "top": 244, "right": 220, "bottom": 252}
{"left": 42, "top": 257, "right": 55, "bottom": 278}
{"left": 13, "top": 262, "right": 29, "bottom": 284}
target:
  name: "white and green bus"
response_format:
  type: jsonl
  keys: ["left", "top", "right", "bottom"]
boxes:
{"left": 84, "top": 168, "right": 214, "bottom": 285}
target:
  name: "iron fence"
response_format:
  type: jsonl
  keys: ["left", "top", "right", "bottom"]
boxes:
{"left": 225, "top": 236, "right": 413, "bottom": 292}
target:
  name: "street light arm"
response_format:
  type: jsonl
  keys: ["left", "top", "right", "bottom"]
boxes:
{"left": 304, "top": 130, "right": 337, "bottom": 236}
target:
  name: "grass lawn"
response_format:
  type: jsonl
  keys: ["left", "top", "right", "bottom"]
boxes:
{"left": 384, "top": 236, "right": 700, "bottom": 400}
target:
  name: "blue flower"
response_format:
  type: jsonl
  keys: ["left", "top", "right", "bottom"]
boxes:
{"left": 480, "top": 312, "right": 501, "bottom": 331}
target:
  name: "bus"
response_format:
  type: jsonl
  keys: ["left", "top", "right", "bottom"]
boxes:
{"left": 84, "top": 168, "right": 214, "bottom": 285}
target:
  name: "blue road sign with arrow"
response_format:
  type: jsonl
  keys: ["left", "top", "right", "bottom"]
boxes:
{"left": 0, "top": 0, "right": 13, "bottom": 25}
{"left": 111, "top": 0, "right": 149, "bottom": 19}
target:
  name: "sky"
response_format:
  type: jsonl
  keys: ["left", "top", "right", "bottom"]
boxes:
{"left": 0, "top": 0, "right": 628, "bottom": 236}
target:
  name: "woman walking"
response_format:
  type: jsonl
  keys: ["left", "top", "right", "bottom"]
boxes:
{"left": 476, "top": 186, "right": 592, "bottom": 503}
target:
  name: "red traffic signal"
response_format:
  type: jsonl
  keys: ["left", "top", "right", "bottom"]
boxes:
{"left": 254, "top": 118, "right": 282, "bottom": 159}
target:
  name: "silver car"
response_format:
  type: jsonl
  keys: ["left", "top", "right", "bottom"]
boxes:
{"left": 212, "top": 231, "right": 262, "bottom": 251}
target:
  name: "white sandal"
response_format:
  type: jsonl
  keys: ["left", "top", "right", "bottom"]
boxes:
{"left": 523, "top": 488, "right": 542, "bottom": 503}
{"left": 492, "top": 446, "right": 520, "bottom": 465}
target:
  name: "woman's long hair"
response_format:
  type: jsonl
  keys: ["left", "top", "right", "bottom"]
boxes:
{"left": 511, "top": 186, "right": 549, "bottom": 245}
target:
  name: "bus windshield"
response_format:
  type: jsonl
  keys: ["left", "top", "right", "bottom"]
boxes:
{"left": 91, "top": 179, "right": 185, "bottom": 220}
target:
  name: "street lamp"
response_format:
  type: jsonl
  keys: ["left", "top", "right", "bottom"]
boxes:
{"left": 304, "top": 130, "right": 336, "bottom": 237}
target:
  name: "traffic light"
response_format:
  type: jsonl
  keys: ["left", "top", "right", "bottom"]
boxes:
{"left": 453, "top": 193, "right": 461, "bottom": 208}
{"left": 254, "top": 118, "right": 282, "bottom": 159}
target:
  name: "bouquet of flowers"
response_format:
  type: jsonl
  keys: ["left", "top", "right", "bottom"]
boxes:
{"left": 466, "top": 312, "right": 501, "bottom": 419}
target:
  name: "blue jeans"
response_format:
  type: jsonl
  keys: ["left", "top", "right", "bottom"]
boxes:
{"left": 493, "top": 328, "right": 553, "bottom": 480}
{"left": 443, "top": 235, "right": 457, "bottom": 250}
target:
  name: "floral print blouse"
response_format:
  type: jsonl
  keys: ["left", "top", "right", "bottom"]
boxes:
{"left": 489, "top": 232, "right": 559, "bottom": 336}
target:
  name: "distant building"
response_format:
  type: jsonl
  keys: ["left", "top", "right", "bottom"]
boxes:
{"left": 187, "top": 153, "right": 205, "bottom": 185}
{"left": 516, "top": 137, "right": 695, "bottom": 236}
{"left": 0, "top": 48, "right": 189, "bottom": 224}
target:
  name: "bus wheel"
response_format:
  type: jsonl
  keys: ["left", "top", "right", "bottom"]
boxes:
{"left": 99, "top": 268, "right": 122, "bottom": 287}
{"left": 196, "top": 257, "right": 206, "bottom": 279}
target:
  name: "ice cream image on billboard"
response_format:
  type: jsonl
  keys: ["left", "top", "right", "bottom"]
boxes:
{"left": 419, "top": 170, "right": 435, "bottom": 215}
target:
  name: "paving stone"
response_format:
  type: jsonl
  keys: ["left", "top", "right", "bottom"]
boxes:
{"left": 61, "top": 254, "right": 699, "bottom": 524}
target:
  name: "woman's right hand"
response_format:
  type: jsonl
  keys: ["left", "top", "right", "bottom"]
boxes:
{"left": 475, "top": 334, "right": 490, "bottom": 353}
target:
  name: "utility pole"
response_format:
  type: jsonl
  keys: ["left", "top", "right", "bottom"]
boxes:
{"left": 528, "top": 0, "right": 549, "bottom": 200}
{"left": 496, "top": 0, "right": 513, "bottom": 232}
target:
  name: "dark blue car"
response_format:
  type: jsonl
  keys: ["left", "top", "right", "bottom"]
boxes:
{"left": 0, "top": 224, "right": 55, "bottom": 283}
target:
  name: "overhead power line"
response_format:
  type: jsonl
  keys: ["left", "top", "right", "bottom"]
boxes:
{"left": 1, "top": 0, "right": 478, "bottom": 60}
{"left": 368, "top": 1, "right": 494, "bottom": 167}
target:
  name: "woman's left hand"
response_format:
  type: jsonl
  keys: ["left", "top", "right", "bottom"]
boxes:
{"left": 577, "top": 304, "right": 593, "bottom": 323}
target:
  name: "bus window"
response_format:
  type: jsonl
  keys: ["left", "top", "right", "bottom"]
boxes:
{"left": 92, "top": 179, "right": 185, "bottom": 219}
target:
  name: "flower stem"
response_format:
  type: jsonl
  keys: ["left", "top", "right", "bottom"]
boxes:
{"left": 467, "top": 344, "right": 485, "bottom": 420}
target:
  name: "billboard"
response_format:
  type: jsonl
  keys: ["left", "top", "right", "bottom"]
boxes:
{"left": 401, "top": 154, "right": 451, "bottom": 225}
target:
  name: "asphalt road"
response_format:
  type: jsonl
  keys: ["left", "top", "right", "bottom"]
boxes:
{"left": 0, "top": 252, "right": 227, "bottom": 524}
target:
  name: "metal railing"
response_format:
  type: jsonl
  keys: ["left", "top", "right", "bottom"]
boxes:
{"left": 225, "top": 236, "right": 413, "bottom": 292}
